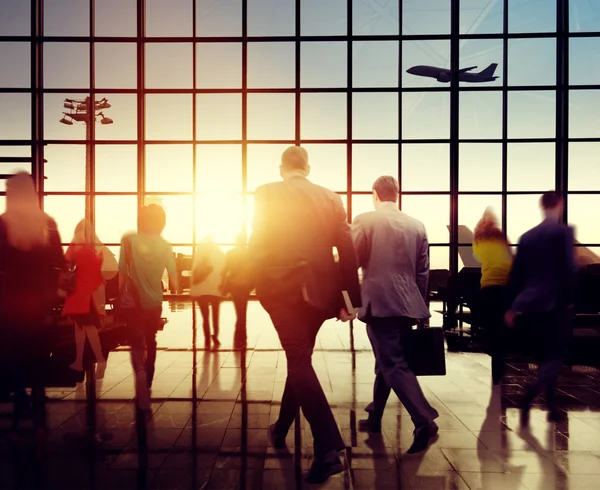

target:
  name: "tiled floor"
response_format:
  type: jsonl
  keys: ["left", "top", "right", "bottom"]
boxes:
{"left": 2, "top": 301, "right": 600, "bottom": 489}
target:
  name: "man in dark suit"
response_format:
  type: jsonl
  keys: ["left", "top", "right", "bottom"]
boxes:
{"left": 352, "top": 176, "right": 439, "bottom": 454}
{"left": 505, "top": 192, "right": 576, "bottom": 425}
{"left": 248, "top": 146, "right": 361, "bottom": 484}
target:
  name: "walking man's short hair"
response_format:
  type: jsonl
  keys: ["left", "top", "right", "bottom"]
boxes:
{"left": 373, "top": 176, "right": 400, "bottom": 202}
{"left": 540, "top": 192, "right": 562, "bottom": 210}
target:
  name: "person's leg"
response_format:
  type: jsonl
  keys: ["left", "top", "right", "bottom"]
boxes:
{"left": 128, "top": 313, "right": 150, "bottom": 411}
{"left": 70, "top": 322, "right": 86, "bottom": 371}
{"left": 197, "top": 298, "right": 211, "bottom": 347}
{"left": 84, "top": 325, "right": 107, "bottom": 378}
{"left": 143, "top": 308, "right": 161, "bottom": 388}
{"left": 232, "top": 293, "right": 245, "bottom": 348}
{"left": 211, "top": 297, "right": 221, "bottom": 345}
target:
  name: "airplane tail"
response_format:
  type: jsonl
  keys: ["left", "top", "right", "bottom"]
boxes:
{"left": 478, "top": 63, "right": 498, "bottom": 78}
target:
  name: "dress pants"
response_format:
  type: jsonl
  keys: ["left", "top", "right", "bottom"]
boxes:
{"left": 366, "top": 317, "right": 439, "bottom": 428}
{"left": 231, "top": 288, "right": 249, "bottom": 346}
{"left": 262, "top": 298, "right": 345, "bottom": 459}
{"left": 476, "top": 285, "right": 509, "bottom": 381}
{"left": 128, "top": 307, "right": 162, "bottom": 400}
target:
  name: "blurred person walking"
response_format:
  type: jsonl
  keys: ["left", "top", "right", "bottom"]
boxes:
{"left": 191, "top": 237, "right": 225, "bottom": 350}
{"left": 473, "top": 208, "right": 513, "bottom": 385}
{"left": 352, "top": 176, "right": 439, "bottom": 454}
{"left": 0, "top": 173, "right": 64, "bottom": 450}
{"left": 505, "top": 192, "right": 576, "bottom": 425}
{"left": 118, "top": 204, "right": 178, "bottom": 412}
{"left": 62, "top": 219, "right": 107, "bottom": 378}
{"left": 249, "top": 146, "right": 361, "bottom": 484}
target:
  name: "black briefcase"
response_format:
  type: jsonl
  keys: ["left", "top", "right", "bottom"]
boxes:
{"left": 406, "top": 326, "right": 447, "bottom": 376}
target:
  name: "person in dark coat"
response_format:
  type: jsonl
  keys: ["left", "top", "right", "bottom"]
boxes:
{"left": 505, "top": 192, "right": 576, "bottom": 425}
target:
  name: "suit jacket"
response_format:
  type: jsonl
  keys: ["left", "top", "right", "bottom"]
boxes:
{"left": 508, "top": 219, "right": 576, "bottom": 314}
{"left": 352, "top": 202, "right": 430, "bottom": 321}
{"left": 248, "top": 174, "right": 361, "bottom": 318}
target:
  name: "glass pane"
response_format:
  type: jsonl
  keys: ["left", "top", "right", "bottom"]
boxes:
{"left": 570, "top": 90, "right": 600, "bottom": 139}
{"left": 247, "top": 144, "right": 290, "bottom": 191}
{"left": 196, "top": 0, "right": 242, "bottom": 36}
{"left": 508, "top": 38, "right": 556, "bottom": 86}
{"left": 507, "top": 194, "right": 543, "bottom": 243}
{"left": 95, "top": 94, "right": 137, "bottom": 141}
{"left": 508, "top": 91, "right": 556, "bottom": 139}
{"left": 146, "top": 145, "right": 193, "bottom": 192}
{"left": 352, "top": 144, "right": 398, "bottom": 192}
{"left": 44, "top": 43, "right": 90, "bottom": 89}
{"left": 146, "top": 0, "right": 192, "bottom": 37}
{"left": 508, "top": 0, "right": 556, "bottom": 33}
{"left": 0, "top": 43, "right": 30, "bottom": 88}
{"left": 459, "top": 143, "right": 502, "bottom": 192}
{"left": 353, "top": 93, "right": 398, "bottom": 140}
{"left": 247, "top": 94, "right": 295, "bottom": 140}
{"left": 197, "top": 43, "right": 242, "bottom": 89}
{"left": 402, "top": 195, "right": 450, "bottom": 244}
{"left": 459, "top": 195, "right": 503, "bottom": 238}
{"left": 247, "top": 0, "right": 295, "bottom": 37}
{"left": 351, "top": 194, "right": 376, "bottom": 221}
{"left": 402, "top": 41, "right": 450, "bottom": 89}
{"left": 96, "top": 196, "right": 138, "bottom": 243}
{"left": 0, "top": 94, "right": 31, "bottom": 140}
{"left": 0, "top": 0, "right": 30, "bottom": 36}
{"left": 301, "top": 0, "right": 346, "bottom": 36}
{"left": 0, "top": 162, "right": 31, "bottom": 191}
{"left": 95, "top": 43, "right": 137, "bottom": 89}
{"left": 247, "top": 43, "right": 295, "bottom": 89}
{"left": 570, "top": 0, "right": 600, "bottom": 33}
{"left": 569, "top": 142, "right": 600, "bottom": 192}
{"left": 196, "top": 145, "right": 242, "bottom": 194}
{"left": 569, "top": 195, "right": 600, "bottom": 244}
{"left": 507, "top": 143, "right": 555, "bottom": 191}
{"left": 570, "top": 38, "right": 600, "bottom": 86}
{"left": 402, "top": 144, "right": 449, "bottom": 192}
{"left": 459, "top": 91, "right": 502, "bottom": 140}
{"left": 96, "top": 0, "right": 136, "bottom": 37}
{"left": 44, "top": 196, "right": 87, "bottom": 242}
{"left": 459, "top": 39, "right": 503, "bottom": 88}
{"left": 402, "top": 0, "right": 449, "bottom": 35}
{"left": 302, "top": 144, "right": 346, "bottom": 191}
{"left": 353, "top": 41, "right": 398, "bottom": 88}
{"left": 430, "top": 246, "right": 450, "bottom": 273}
{"left": 301, "top": 42, "right": 347, "bottom": 89}
{"left": 354, "top": 0, "right": 399, "bottom": 35}
{"left": 196, "top": 194, "right": 244, "bottom": 244}
{"left": 147, "top": 195, "right": 193, "bottom": 244}
{"left": 44, "top": 0, "right": 89, "bottom": 36}
{"left": 301, "top": 94, "right": 346, "bottom": 140}
{"left": 44, "top": 93, "right": 88, "bottom": 141}
{"left": 146, "top": 95, "right": 193, "bottom": 141}
{"left": 146, "top": 44, "right": 193, "bottom": 89}
{"left": 460, "top": 0, "right": 503, "bottom": 34}
{"left": 197, "top": 94, "right": 242, "bottom": 141}
{"left": 403, "top": 93, "right": 450, "bottom": 140}
{"left": 96, "top": 145, "right": 137, "bottom": 192}
{"left": 44, "top": 145, "right": 86, "bottom": 192}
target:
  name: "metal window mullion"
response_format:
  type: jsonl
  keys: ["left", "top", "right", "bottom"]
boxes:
{"left": 88, "top": 0, "right": 96, "bottom": 227}
{"left": 295, "top": 0, "right": 301, "bottom": 144}
{"left": 242, "top": 0, "right": 248, "bottom": 241}
{"left": 398, "top": 1, "right": 403, "bottom": 210}
{"left": 346, "top": 0, "right": 353, "bottom": 222}
{"left": 32, "top": 0, "right": 44, "bottom": 206}
{"left": 449, "top": 0, "right": 460, "bottom": 275}
{"left": 557, "top": 0, "right": 569, "bottom": 222}
{"left": 136, "top": 0, "right": 146, "bottom": 213}
{"left": 501, "top": 0, "right": 509, "bottom": 235}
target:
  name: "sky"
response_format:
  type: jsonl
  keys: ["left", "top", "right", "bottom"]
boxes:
{"left": 1, "top": 0, "right": 600, "bottom": 271}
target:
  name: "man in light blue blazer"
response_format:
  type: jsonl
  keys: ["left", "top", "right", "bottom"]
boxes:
{"left": 352, "top": 176, "right": 439, "bottom": 454}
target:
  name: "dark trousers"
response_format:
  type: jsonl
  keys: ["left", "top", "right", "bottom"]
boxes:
{"left": 197, "top": 296, "right": 221, "bottom": 342}
{"left": 128, "top": 307, "right": 162, "bottom": 389}
{"left": 366, "top": 317, "right": 439, "bottom": 428}
{"left": 476, "top": 285, "right": 509, "bottom": 382}
{"left": 263, "top": 299, "right": 344, "bottom": 459}
{"left": 231, "top": 290, "right": 249, "bottom": 346}
{"left": 9, "top": 361, "right": 46, "bottom": 431}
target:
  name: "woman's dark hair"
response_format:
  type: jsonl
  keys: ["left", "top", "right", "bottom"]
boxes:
{"left": 138, "top": 204, "right": 166, "bottom": 235}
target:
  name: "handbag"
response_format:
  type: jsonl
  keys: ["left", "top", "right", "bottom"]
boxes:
{"left": 406, "top": 326, "right": 447, "bottom": 376}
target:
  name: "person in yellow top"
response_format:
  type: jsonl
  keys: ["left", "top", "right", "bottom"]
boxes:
{"left": 473, "top": 207, "right": 513, "bottom": 384}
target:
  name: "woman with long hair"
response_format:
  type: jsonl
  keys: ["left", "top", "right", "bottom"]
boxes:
{"left": 473, "top": 207, "right": 513, "bottom": 384}
{"left": 0, "top": 172, "right": 64, "bottom": 449}
{"left": 62, "top": 219, "right": 107, "bottom": 378}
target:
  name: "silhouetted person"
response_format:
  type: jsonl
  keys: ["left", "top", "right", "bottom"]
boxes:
{"left": 249, "top": 146, "right": 361, "bottom": 484}
{"left": 191, "top": 237, "right": 225, "bottom": 350}
{"left": 119, "top": 204, "right": 178, "bottom": 411}
{"left": 221, "top": 233, "right": 253, "bottom": 349}
{"left": 63, "top": 219, "right": 107, "bottom": 378}
{"left": 473, "top": 208, "right": 513, "bottom": 384}
{"left": 0, "top": 173, "right": 64, "bottom": 452}
{"left": 352, "top": 176, "right": 439, "bottom": 454}
{"left": 505, "top": 193, "right": 576, "bottom": 425}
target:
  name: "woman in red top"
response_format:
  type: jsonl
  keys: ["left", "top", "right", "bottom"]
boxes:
{"left": 62, "top": 220, "right": 107, "bottom": 378}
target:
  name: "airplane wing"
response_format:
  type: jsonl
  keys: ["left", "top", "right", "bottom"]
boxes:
{"left": 458, "top": 66, "right": 477, "bottom": 73}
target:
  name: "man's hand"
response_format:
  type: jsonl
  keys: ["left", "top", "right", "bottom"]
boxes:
{"left": 504, "top": 310, "right": 517, "bottom": 328}
{"left": 338, "top": 307, "right": 356, "bottom": 322}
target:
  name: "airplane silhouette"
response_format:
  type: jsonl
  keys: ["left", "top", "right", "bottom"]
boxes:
{"left": 407, "top": 63, "right": 499, "bottom": 83}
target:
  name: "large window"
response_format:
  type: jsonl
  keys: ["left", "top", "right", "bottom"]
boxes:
{"left": 0, "top": 0, "right": 597, "bottom": 278}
